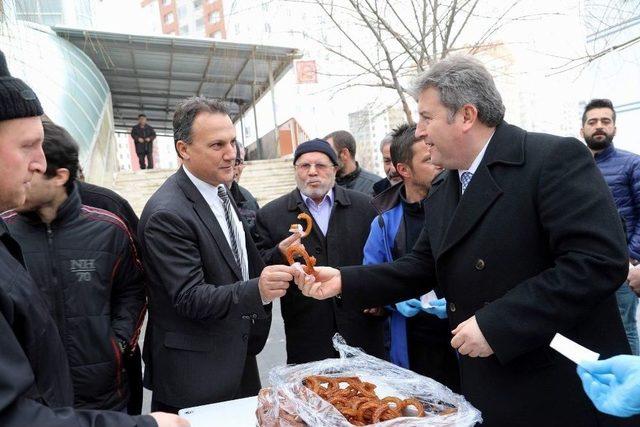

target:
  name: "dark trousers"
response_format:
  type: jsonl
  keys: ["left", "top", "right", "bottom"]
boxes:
{"left": 125, "top": 346, "right": 143, "bottom": 414}
{"left": 150, "top": 355, "right": 261, "bottom": 414}
{"left": 407, "top": 315, "right": 461, "bottom": 393}
{"left": 150, "top": 397, "right": 181, "bottom": 414}
{"left": 134, "top": 142, "right": 153, "bottom": 169}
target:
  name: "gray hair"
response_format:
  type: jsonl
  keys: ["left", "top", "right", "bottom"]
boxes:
{"left": 173, "top": 96, "right": 229, "bottom": 158}
{"left": 411, "top": 55, "right": 505, "bottom": 127}
{"left": 379, "top": 133, "right": 393, "bottom": 152}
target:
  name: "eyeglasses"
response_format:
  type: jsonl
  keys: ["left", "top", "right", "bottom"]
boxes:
{"left": 234, "top": 159, "right": 244, "bottom": 166}
{"left": 294, "top": 162, "right": 334, "bottom": 172}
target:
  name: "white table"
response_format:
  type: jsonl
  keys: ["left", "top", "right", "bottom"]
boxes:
{"left": 179, "top": 396, "right": 258, "bottom": 427}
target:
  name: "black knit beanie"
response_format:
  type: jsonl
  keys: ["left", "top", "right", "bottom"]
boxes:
{"left": 0, "top": 50, "right": 43, "bottom": 121}
{"left": 293, "top": 138, "right": 338, "bottom": 166}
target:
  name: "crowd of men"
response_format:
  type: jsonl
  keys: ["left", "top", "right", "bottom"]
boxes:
{"left": 2, "top": 46, "right": 640, "bottom": 427}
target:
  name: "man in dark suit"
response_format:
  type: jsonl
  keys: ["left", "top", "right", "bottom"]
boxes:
{"left": 294, "top": 55, "right": 638, "bottom": 426}
{"left": 138, "top": 96, "right": 295, "bottom": 413}
{"left": 255, "top": 139, "right": 385, "bottom": 364}
{"left": 130, "top": 114, "right": 156, "bottom": 170}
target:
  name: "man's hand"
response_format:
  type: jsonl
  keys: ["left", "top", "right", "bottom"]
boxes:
{"left": 145, "top": 137, "right": 151, "bottom": 142}
{"left": 628, "top": 265, "right": 640, "bottom": 297}
{"left": 292, "top": 266, "right": 342, "bottom": 300}
{"left": 451, "top": 315, "right": 494, "bottom": 357}
{"left": 258, "top": 265, "right": 293, "bottom": 303}
{"left": 150, "top": 412, "right": 190, "bottom": 427}
{"left": 278, "top": 232, "right": 302, "bottom": 260}
{"left": 363, "top": 307, "right": 385, "bottom": 316}
{"left": 137, "top": 138, "right": 144, "bottom": 143}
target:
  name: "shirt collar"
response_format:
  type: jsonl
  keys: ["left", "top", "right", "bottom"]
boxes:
{"left": 458, "top": 132, "right": 494, "bottom": 179}
{"left": 300, "top": 188, "right": 334, "bottom": 209}
{"left": 183, "top": 166, "right": 225, "bottom": 204}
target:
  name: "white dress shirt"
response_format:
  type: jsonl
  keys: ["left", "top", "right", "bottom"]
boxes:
{"left": 458, "top": 133, "right": 495, "bottom": 192}
{"left": 183, "top": 166, "right": 249, "bottom": 277}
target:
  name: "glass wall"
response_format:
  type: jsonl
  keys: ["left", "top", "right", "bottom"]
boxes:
{"left": 14, "top": 0, "right": 95, "bottom": 28}
{"left": 0, "top": 11, "right": 113, "bottom": 171}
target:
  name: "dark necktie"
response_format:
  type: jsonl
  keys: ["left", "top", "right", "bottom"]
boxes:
{"left": 217, "top": 185, "right": 248, "bottom": 280}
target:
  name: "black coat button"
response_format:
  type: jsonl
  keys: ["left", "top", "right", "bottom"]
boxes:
{"left": 315, "top": 247, "right": 322, "bottom": 254}
{"left": 242, "top": 334, "right": 249, "bottom": 341}
{"left": 449, "top": 303, "right": 456, "bottom": 312}
{"left": 475, "top": 259, "right": 485, "bottom": 270}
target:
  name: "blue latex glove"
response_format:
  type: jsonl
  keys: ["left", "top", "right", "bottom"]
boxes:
{"left": 577, "top": 355, "right": 640, "bottom": 417}
{"left": 422, "top": 298, "right": 448, "bottom": 319}
{"left": 395, "top": 299, "right": 422, "bottom": 318}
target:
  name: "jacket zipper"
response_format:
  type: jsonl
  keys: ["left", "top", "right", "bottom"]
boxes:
{"left": 110, "top": 336, "right": 123, "bottom": 398}
{"left": 46, "top": 224, "right": 65, "bottom": 339}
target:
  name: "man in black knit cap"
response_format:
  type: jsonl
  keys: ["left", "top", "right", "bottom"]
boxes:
{"left": 0, "top": 49, "right": 187, "bottom": 427}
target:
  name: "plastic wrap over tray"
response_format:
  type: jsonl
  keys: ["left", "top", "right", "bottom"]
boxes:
{"left": 256, "top": 334, "right": 482, "bottom": 426}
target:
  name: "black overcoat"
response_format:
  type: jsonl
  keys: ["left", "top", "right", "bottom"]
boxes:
{"left": 255, "top": 186, "right": 385, "bottom": 363}
{"left": 341, "top": 122, "right": 638, "bottom": 426}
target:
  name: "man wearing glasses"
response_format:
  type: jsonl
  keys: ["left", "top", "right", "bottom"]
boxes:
{"left": 255, "top": 139, "right": 385, "bottom": 363}
{"left": 227, "top": 142, "right": 260, "bottom": 240}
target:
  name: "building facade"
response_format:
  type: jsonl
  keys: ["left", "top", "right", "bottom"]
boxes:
{"left": 140, "top": 0, "right": 226, "bottom": 38}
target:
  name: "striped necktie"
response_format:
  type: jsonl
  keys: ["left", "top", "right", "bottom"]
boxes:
{"left": 217, "top": 185, "right": 248, "bottom": 280}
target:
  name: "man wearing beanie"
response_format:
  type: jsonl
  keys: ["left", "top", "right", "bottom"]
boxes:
{"left": 0, "top": 50, "right": 187, "bottom": 426}
{"left": 255, "top": 138, "right": 385, "bottom": 363}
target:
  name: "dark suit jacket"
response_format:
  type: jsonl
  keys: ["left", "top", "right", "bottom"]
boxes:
{"left": 138, "top": 167, "right": 271, "bottom": 408}
{"left": 255, "top": 186, "right": 385, "bottom": 363}
{"left": 340, "top": 122, "right": 638, "bottom": 426}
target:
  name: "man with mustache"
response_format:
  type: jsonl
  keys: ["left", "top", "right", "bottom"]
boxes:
{"left": 581, "top": 98, "right": 640, "bottom": 355}
{"left": 372, "top": 133, "right": 403, "bottom": 196}
{"left": 254, "top": 139, "right": 385, "bottom": 363}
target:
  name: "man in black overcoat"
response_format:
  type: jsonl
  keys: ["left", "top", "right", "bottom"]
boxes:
{"left": 293, "top": 55, "right": 639, "bottom": 426}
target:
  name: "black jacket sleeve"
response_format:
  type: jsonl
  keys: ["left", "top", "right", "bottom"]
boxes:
{"left": 340, "top": 223, "right": 436, "bottom": 309}
{"left": 130, "top": 125, "right": 139, "bottom": 141}
{"left": 142, "top": 209, "right": 265, "bottom": 321}
{"left": 148, "top": 127, "right": 156, "bottom": 143}
{"left": 0, "top": 312, "right": 157, "bottom": 427}
{"left": 110, "top": 227, "right": 147, "bottom": 348}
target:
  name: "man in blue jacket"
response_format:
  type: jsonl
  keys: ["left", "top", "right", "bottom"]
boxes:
{"left": 362, "top": 123, "right": 459, "bottom": 390}
{"left": 581, "top": 98, "right": 640, "bottom": 355}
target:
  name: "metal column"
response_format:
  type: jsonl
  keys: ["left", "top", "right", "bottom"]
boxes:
{"left": 268, "top": 60, "right": 280, "bottom": 156}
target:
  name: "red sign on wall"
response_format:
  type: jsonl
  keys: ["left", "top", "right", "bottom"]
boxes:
{"left": 295, "top": 60, "right": 318, "bottom": 84}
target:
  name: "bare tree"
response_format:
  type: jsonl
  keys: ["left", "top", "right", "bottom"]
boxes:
{"left": 550, "top": 0, "right": 640, "bottom": 75}
{"left": 286, "top": 0, "right": 523, "bottom": 123}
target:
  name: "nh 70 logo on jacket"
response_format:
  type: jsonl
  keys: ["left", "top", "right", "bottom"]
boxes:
{"left": 70, "top": 259, "right": 96, "bottom": 282}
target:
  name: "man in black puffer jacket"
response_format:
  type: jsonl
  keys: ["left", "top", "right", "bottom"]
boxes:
{"left": 3, "top": 121, "right": 146, "bottom": 412}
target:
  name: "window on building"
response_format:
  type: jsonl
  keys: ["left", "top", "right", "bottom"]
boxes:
{"left": 196, "top": 17, "right": 204, "bottom": 33}
{"left": 209, "top": 11, "right": 220, "bottom": 24}
{"left": 164, "top": 12, "right": 174, "bottom": 24}
{"left": 163, "top": 0, "right": 172, "bottom": 6}
{"left": 180, "top": 24, "right": 189, "bottom": 35}
{"left": 177, "top": 5, "right": 187, "bottom": 20}
{"left": 265, "top": 23, "right": 271, "bottom": 33}
{"left": 211, "top": 30, "right": 222, "bottom": 39}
